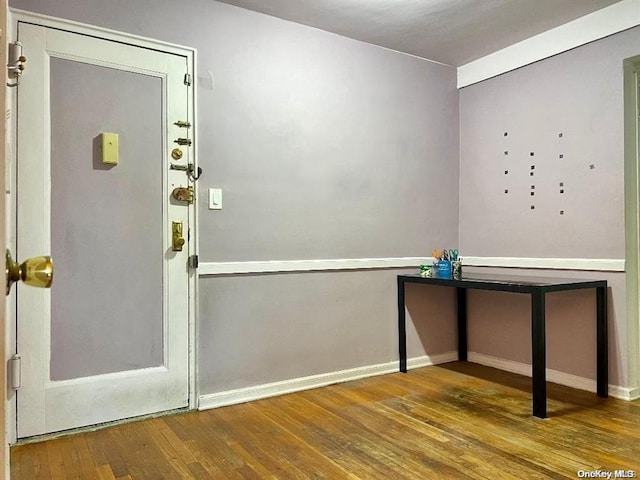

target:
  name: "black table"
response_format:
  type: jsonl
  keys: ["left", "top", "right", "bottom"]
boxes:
{"left": 397, "top": 272, "right": 608, "bottom": 418}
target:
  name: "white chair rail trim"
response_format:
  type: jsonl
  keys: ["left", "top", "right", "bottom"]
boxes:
{"left": 198, "top": 257, "right": 624, "bottom": 276}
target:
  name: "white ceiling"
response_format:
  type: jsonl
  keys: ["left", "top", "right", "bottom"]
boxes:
{"left": 215, "top": 0, "right": 624, "bottom": 66}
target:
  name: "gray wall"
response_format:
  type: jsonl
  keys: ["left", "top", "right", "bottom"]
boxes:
{"left": 199, "top": 269, "right": 458, "bottom": 391}
{"left": 11, "top": 0, "right": 460, "bottom": 395}
{"left": 460, "top": 27, "right": 640, "bottom": 258}
{"left": 464, "top": 267, "right": 626, "bottom": 386}
{"left": 16, "top": 0, "right": 633, "bottom": 397}
{"left": 459, "top": 27, "right": 640, "bottom": 387}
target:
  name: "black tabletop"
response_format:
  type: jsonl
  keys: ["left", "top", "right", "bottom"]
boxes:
{"left": 399, "top": 272, "right": 607, "bottom": 293}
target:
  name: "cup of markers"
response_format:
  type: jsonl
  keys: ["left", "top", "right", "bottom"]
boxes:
{"left": 431, "top": 249, "right": 461, "bottom": 278}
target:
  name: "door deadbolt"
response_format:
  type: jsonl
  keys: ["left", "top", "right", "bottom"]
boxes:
{"left": 6, "top": 249, "right": 53, "bottom": 295}
{"left": 172, "top": 222, "right": 185, "bottom": 252}
{"left": 172, "top": 186, "right": 194, "bottom": 204}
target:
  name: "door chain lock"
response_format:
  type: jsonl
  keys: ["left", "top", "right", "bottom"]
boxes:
{"left": 170, "top": 162, "right": 202, "bottom": 182}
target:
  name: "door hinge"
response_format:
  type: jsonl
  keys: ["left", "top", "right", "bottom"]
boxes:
{"left": 7, "top": 42, "right": 26, "bottom": 88}
{"left": 184, "top": 73, "right": 192, "bottom": 86}
{"left": 10, "top": 354, "right": 21, "bottom": 390}
{"left": 188, "top": 255, "right": 199, "bottom": 269}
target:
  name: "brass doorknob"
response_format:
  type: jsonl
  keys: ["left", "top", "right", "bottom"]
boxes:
{"left": 6, "top": 249, "right": 53, "bottom": 295}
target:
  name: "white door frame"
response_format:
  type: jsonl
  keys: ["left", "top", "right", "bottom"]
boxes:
{"left": 1, "top": 0, "right": 8, "bottom": 476}
{"left": 6, "top": 9, "right": 198, "bottom": 443}
{"left": 624, "top": 54, "right": 640, "bottom": 402}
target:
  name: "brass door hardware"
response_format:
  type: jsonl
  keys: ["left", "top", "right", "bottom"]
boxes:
{"left": 170, "top": 162, "right": 202, "bottom": 182}
{"left": 174, "top": 121, "right": 191, "bottom": 128}
{"left": 172, "top": 222, "right": 185, "bottom": 252}
{"left": 172, "top": 186, "right": 194, "bottom": 204}
{"left": 171, "top": 148, "right": 183, "bottom": 160}
{"left": 174, "top": 138, "right": 192, "bottom": 146}
{"left": 6, "top": 249, "right": 53, "bottom": 295}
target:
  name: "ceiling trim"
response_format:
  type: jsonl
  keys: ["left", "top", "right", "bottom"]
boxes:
{"left": 457, "top": 0, "right": 640, "bottom": 88}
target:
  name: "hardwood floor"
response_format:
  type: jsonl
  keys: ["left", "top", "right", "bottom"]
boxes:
{"left": 11, "top": 362, "right": 640, "bottom": 479}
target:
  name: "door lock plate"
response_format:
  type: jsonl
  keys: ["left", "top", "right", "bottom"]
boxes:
{"left": 172, "top": 221, "right": 185, "bottom": 252}
{"left": 172, "top": 186, "right": 194, "bottom": 204}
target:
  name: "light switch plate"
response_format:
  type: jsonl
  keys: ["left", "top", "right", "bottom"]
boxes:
{"left": 101, "top": 132, "right": 119, "bottom": 165}
{"left": 208, "top": 188, "right": 222, "bottom": 210}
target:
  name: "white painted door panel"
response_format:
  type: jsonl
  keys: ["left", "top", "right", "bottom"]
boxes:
{"left": 16, "top": 23, "right": 192, "bottom": 438}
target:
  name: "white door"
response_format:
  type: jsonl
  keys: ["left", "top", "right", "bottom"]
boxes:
{"left": 14, "top": 23, "right": 194, "bottom": 438}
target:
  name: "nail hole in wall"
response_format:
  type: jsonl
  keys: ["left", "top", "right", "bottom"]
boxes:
{"left": 504, "top": 170, "right": 509, "bottom": 175}
{"left": 504, "top": 151, "right": 509, "bottom": 155}
{"left": 504, "top": 189, "right": 509, "bottom": 194}
{"left": 559, "top": 154, "right": 564, "bottom": 159}
{"left": 560, "top": 189, "right": 565, "bottom": 194}
{"left": 530, "top": 172, "right": 534, "bottom": 176}
{"left": 530, "top": 192, "right": 535, "bottom": 196}
{"left": 589, "top": 164, "right": 595, "bottom": 170}
{"left": 531, "top": 185, "right": 535, "bottom": 190}
{"left": 530, "top": 152, "right": 535, "bottom": 156}
{"left": 531, "top": 165, "right": 535, "bottom": 170}
{"left": 559, "top": 133, "right": 563, "bottom": 138}
{"left": 531, "top": 205, "right": 535, "bottom": 210}
{"left": 560, "top": 210, "right": 565, "bottom": 215}
{"left": 559, "top": 182, "right": 564, "bottom": 187}
{"left": 504, "top": 132, "right": 508, "bottom": 137}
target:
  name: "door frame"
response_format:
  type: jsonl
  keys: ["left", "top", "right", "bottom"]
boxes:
{"left": 624, "top": 54, "right": 640, "bottom": 402}
{"left": 1, "top": 0, "right": 8, "bottom": 476}
{"left": 6, "top": 9, "right": 198, "bottom": 444}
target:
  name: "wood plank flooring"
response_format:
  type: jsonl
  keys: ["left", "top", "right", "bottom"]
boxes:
{"left": 11, "top": 362, "right": 640, "bottom": 479}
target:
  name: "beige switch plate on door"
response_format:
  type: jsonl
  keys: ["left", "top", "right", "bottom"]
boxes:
{"left": 101, "top": 132, "right": 119, "bottom": 165}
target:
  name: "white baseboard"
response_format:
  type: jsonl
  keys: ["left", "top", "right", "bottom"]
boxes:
{"left": 609, "top": 385, "right": 640, "bottom": 401}
{"left": 198, "top": 351, "right": 457, "bottom": 411}
{"left": 468, "top": 352, "right": 637, "bottom": 401}
{"left": 407, "top": 351, "right": 458, "bottom": 370}
{"left": 198, "top": 350, "right": 637, "bottom": 411}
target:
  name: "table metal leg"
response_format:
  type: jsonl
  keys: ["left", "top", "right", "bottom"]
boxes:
{"left": 398, "top": 277, "right": 407, "bottom": 373}
{"left": 531, "top": 290, "right": 547, "bottom": 418}
{"left": 457, "top": 287, "right": 467, "bottom": 361}
{"left": 596, "top": 286, "right": 608, "bottom": 397}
